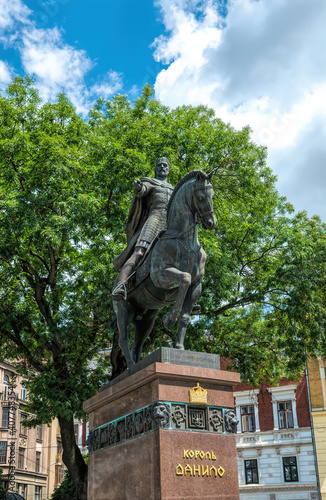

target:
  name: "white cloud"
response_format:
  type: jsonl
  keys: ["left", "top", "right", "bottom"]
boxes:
{"left": 0, "top": 0, "right": 31, "bottom": 33}
{"left": 20, "top": 25, "right": 94, "bottom": 114}
{"left": 0, "top": 60, "right": 12, "bottom": 86}
{"left": 268, "top": 116, "right": 326, "bottom": 219}
{"left": 90, "top": 71, "right": 123, "bottom": 100}
{"left": 153, "top": 0, "right": 326, "bottom": 218}
{"left": 0, "top": 0, "right": 124, "bottom": 114}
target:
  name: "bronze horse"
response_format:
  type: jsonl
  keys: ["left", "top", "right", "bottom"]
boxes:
{"left": 114, "top": 170, "right": 216, "bottom": 369}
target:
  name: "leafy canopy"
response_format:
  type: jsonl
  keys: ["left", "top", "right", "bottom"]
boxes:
{"left": 0, "top": 77, "right": 325, "bottom": 419}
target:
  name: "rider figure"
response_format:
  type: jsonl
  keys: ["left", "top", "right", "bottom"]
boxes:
{"left": 112, "top": 157, "right": 174, "bottom": 301}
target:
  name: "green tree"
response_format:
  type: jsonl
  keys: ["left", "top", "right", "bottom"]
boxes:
{"left": 85, "top": 84, "right": 326, "bottom": 383}
{"left": 0, "top": 77, "right": 112, "bottom": 499}
{"left": 0, "top": 77, "right": 325, "bottom": 499}
{"left": 0, "top": 468, "right": 6, "bottom": 499}
{"left": 51, "top": 470, "right": 78, "bottom": 500}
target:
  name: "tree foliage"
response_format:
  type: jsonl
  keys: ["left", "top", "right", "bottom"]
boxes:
{"left": 51, "top": 469, "right": 78, "bottom": 500}
{"left": 1, "top": 77, "right": 326, "bottom": 498}
{"left": 0, "top": 468, "right": 6, "bottom": 499}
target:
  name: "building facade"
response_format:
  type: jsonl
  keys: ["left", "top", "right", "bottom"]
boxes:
{"left": 0, "top": 360, "right": 63, "bottom": 499}
{"left": 307, "top": 357, "right": 326, "bottom": 499}
{"left": 234, "top": 375, "right": 318, "bottom": 500}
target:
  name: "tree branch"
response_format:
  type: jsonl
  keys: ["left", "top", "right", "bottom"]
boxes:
{"left": 9, "top": 157, "right": 26, "bottom": 191}
{"left": 30, "top": 251, "right": 50, "bottom": 272}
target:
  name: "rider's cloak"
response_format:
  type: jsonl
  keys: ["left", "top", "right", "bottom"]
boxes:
{"left": 113, "top": 177, "right": 167, "bottom": 271}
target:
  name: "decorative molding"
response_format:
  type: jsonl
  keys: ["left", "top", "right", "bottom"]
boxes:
{"left": 239, "top": 484, "right": 317, "bottom": 493}
{"left": 88, "top": 400, "right": 236, "bottom": 454}
{"left": 267, "top": 384, "right": 298, "bottom": 400}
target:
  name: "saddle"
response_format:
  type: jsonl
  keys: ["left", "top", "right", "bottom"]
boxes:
{"left": 126, "top": 233, "right": 162, "bottom": 294}
{"left": 121, "top": 233, "right": 201, "bottom": 315}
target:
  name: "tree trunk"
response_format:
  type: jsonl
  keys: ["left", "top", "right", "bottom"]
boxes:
{"left": 58, "top": 415, "right": 88, "bottom": 500}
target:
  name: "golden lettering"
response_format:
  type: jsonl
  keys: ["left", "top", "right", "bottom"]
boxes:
{"left": 210, "top": 466, "right": 218, "bottom": 477}
{"left": 185, "top": 464, "right": 193, "bottom": 476}
{"left": 205, "top": 452, "right": 211, "bottom": 460}
{"left": 199, "top": 451, "right": 205, "bottom": 459}
{"left": 188, "top": 450, "right": 195, "bottom": 458}
{"left": 176, "top": 464, "right": 184, "bottom": 476}
{"left": 183, "top": 450, "right": 189, "bottom": 459}
{"left": 218, "top": 467, "right": 225, "bottom": 477}
{"left": 202, "top": 465, "right": 209, "bottom": 477}
{"left": 176, "top": 461, "right": 226, "bottom": 479}
{"left": 195, "top": 450, "right": 200, "bottom": 459}
{"left": 211, "top": 451, "right": 217, "bottom": 460}
{"left": 193, "top": 465, "right": 200, "bottom": 476}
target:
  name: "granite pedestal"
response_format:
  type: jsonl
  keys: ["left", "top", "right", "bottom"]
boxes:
{"left": 83, "top": 348, "right": 240, "bottom": 500}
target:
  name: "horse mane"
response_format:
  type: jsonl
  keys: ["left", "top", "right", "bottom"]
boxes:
{"left": 167, "top": 170, "right": 209, "bottom": 218}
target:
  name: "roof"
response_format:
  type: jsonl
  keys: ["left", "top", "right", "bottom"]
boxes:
{"left": 4, "top": 494, "right": 26, "bottom": 500}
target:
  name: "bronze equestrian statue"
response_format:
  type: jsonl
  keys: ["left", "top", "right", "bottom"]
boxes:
{"left": 112, "top": 157, "right": 173, "bottom": 301}
{"left": 112, "top": 159, "right": 216, "bottom": 369}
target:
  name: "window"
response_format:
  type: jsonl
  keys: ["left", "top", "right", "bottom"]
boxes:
{"left": 3, "top": 375, "right": 8, "bottom": 400}
{"left": 245, "top": 459, "right": 259, "bottom": 484}
{"left": 16, "top": 484, "right": 27, "bottom": 496}
{"left": 0, "top": 442, "right": 7, "bottom": 464}
{"left": 57, "top": 440, "right": 63, "bottom": 456}
{"left": 268, "top": 385, "right": 298, "bottom": 430}
{"left": 2, "top": 407, "right": 9, "bottom": 428}
{"left": 34, "top": 485, "right": 41, "bottom": 500}
{"left": 56, "top": 440, "right": 63, "bottom": 463}
{"left": 36, "top": 451, "right": 41, "bottom": 473}
{"left": 36, "top": 426, "right": 43, "bottom": 441}
{"left": 241, "top": 405, "right": 255, "bottom": 432}
{"left": 234, "top": 389, "right": 260, "bottom": 433}
{"left": 74, "top": 424, "right": 79, "bottom": 443}
{"left": 283, "top": 456, "right": 299, "bottom": 482}
{"left": 18, "top": 447, "right": 25, "bottom": 469}
{"left": 278, "top": 401, "right": 294, "bottom": 429}
{"left": 55, "top": 464, "right": 64, "bottom": 484}
{"left": 21, "top": 384, "right": 27, "bottom": 401}
{"left": 20, "top": 413, "right": 28, "bottom": 435}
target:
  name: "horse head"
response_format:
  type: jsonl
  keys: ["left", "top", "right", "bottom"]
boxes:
{"left": 193, "top": 171, "right": 217, "bottom": 230}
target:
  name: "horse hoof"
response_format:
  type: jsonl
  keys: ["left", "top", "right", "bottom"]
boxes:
{"left": 163, "top": 312, "right": 176, "bottom": 328}
{"left": 175, "top": 344, "right": 184, "bottom": 350}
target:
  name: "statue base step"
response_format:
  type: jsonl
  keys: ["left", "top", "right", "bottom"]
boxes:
{"left": 83, "top": 348, "right": 240, "bottom": 500}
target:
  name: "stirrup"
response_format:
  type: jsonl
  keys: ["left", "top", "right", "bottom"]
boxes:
{"left": 112, "top": 282, "right": 127, "bottom": 301}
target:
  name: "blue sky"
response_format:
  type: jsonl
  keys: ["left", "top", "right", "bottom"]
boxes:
{"left": 0, "top": 0, "right": 325, "bottom": 220}
{"left": 23, "top": 0, "right": 166, "bottom": 91}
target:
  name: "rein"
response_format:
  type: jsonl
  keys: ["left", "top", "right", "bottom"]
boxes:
{"left": 159, "top": 180, "right": 213, "bottom": 241}
{"left": 158, "top": 221, "right": 198, "bottom": 241}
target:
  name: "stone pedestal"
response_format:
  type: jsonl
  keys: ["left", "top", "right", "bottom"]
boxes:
{"left": 83, "top": 348, "right": 240, "bottom": 500}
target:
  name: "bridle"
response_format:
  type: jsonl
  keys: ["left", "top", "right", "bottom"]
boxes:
{"left": 158, "top": 180, "right": 214, "bottom": 241}
{"left": 192, "top": 182, "right": 214, "bottom": 219}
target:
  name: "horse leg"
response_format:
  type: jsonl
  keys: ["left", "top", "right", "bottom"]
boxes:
{"left": 116, "top": 300, "right": 136, "bottom": 369}
{"left": 157, "top": 267, "right": 191, "bottom": 328}
{"left": 132, "top": 309, "right": 159, "bottom": 363}
{"left": 176, "top": 280, "right": 202, "bottom": 349}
